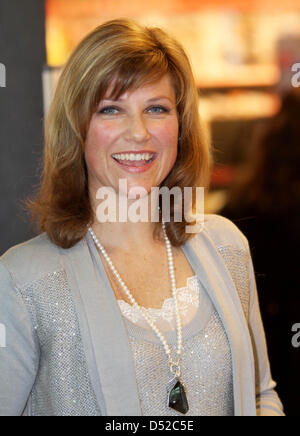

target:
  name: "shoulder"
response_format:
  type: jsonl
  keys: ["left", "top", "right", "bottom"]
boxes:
{"left": 199, "top": 213, "right": 250, "bottom": 251}
{"left": 0, "top": 233, "right": 62, "bottom": 288}
{"left": 199, "top": 215, "right": 252, "bottom": 318}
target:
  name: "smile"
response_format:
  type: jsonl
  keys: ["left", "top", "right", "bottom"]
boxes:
{"left": 111, "top": 152, "right": 157, "bottom": 173}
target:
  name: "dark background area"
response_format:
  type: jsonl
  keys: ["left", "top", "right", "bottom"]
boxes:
{"left": 0, "top": 0, "right": 46, "bottom": 255}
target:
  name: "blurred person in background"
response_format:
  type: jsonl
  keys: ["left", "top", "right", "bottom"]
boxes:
{"left": 220, "top": 89, "right": 300, "bottom": 416}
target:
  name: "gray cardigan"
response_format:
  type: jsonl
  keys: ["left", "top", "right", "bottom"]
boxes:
{"left": 0, "top": 214, "right": 284, "bottom": 416}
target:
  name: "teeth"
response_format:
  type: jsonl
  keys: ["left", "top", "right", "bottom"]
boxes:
{"left": 112, "top": 153, "right": 154, "bottom": 161}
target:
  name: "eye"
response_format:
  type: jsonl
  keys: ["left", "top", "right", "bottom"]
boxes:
{"left": 147, "top": 105, "right": 169, "bottom": 114}
{"left": 98, "top": 106, "right": 120, "bottom": 115}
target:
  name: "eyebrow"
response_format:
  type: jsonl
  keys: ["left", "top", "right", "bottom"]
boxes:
{"left": 146, "top": 96, "right": 174, "bottom": 103}
{"left": 102, "top": 95, "right": 174, "bottom": 103}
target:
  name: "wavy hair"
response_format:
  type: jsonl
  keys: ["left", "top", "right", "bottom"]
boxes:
{"left": 25, "top": 18, "right": 211, "bottom": 248}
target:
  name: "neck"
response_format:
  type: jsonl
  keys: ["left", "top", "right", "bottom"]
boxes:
{"left": 90, "top": 190, "right": 162, "bottom": 252}
{"left": 91, "top": 220, "right": 162, "bottom": 252}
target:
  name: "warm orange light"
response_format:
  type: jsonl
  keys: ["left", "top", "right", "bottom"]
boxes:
{"left": 45, "top": 0, "right": 300, "bottom": 97}
{"left": 46, "top": 18, "right": 71, "bottom": 66}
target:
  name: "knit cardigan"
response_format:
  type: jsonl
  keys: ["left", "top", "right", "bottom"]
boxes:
{"left": 0, "top": 214, "right": 285, "bottom": 416}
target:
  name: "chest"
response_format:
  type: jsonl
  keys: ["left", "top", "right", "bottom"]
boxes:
{"left": 98, "top": 244, "right": 195, "bottom": 309}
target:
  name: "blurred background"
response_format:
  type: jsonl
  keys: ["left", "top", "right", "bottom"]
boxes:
{"left": 0, "top": 0, "right": 299, "bottom": 415}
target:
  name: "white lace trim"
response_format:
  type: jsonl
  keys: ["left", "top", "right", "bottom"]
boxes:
{"left": 117, "top": 275, "right": 200, "bottom": 331}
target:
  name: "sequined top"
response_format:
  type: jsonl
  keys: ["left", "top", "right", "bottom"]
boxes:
{"left": 117, "top": 275, "right": 234, "bottom": 416}
{"left": 0, "top": 214, "right": 285, "bottom": 416}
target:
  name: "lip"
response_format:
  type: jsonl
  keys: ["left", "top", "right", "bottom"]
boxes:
{"left": 112, "top": 153, "right": 158, "bottom": 174}
{"left": 111, "top": 150, "right": 156, "bottom": 156}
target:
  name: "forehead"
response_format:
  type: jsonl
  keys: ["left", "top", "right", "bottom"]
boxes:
{"left": 103, "top": 73, "right": 176, "bottom": 102}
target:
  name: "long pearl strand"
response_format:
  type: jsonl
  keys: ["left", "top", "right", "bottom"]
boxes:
{"left": 88, "top": 216, "right": 183, "bottom": 378}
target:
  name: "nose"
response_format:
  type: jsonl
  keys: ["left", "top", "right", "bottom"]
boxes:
{"left": 124, "top": 113, "right": 151, "bottom": 144}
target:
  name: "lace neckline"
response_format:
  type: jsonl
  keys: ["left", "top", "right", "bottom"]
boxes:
{"left": 117, "top": 275, "right": 203, "bottom": 332}
{"left": 121, "top": 275, "right": 214, "bottom": 340}
{"left": 117, "top": 275, "right": 198, "bottom": 311}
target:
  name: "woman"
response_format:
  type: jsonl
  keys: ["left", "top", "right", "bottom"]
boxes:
{"left": 0, "top": 19, "right": 284, "bottom": 416}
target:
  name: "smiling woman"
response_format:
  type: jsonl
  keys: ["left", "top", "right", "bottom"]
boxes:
{"left": 85, "top": 74, "right": 179, "bottom": 211}
{"left": 0, "top": 19, "right": 284, "bottom": 417}
{"left": 25, "top": 18, "right": 210, "bottom": 250}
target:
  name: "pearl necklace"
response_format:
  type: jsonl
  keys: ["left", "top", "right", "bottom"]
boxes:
{"left": 88, "top": 217, "right": 189, "bottom": 414}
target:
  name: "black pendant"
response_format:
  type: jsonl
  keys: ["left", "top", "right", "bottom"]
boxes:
{"left": 168, "top": 379, "right": 189, "bottom": 414}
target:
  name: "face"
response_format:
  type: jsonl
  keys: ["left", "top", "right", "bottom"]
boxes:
{"left": 85, "top": 74, "right": 179, "bottom": 204}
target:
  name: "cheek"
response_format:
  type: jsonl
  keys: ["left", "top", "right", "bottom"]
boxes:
{"left": 157, "top": 121, "right": 179, "bottom": 164}
{"left": 85, "top": 121, "right": 116, "bottom": 167}
{"left": 155, "top": 119, "right": 178, "bottom": 148}
{"left": 154, "top": 123, "right": 178, "bottom": 177}
{"left": 84, "top": 129, "right": 102, "bottom": 175}
{"left": 86, "top": 122, "right": 113, "bottom": 153}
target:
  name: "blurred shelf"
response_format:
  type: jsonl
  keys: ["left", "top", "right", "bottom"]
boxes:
{"left": 199, "top": 90, "right": 281, "bottom": 121}
{"left": 195, "top": 64, "right": 280, "bottom": 89}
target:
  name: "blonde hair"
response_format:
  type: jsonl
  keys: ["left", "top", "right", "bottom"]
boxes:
{"left": 26, "top": 18, "right": 211, "bottom": 248}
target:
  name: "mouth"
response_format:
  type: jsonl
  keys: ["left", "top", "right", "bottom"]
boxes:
{"left": 111, "top": 151, "right": 157, "bottom": 173}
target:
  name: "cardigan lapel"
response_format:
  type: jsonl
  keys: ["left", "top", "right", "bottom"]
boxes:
{"left": 181, "top": 230, "right": 257, "bottom": 416}
{"left": 60, "top": 235, "right": 141, "bottom": 416}
{"left": 60, "top": 226, "right": 257, "bottom": 416}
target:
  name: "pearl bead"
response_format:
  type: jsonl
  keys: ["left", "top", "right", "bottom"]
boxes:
{"left": 88, "top": 218, "right": 183, "bottom": 379}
